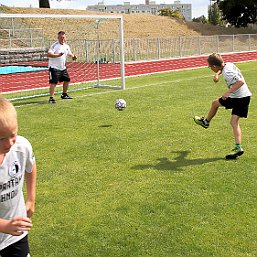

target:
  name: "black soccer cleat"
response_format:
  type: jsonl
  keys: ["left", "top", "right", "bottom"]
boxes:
{"left": 49, "top": 97, "right": 56, "bottom": 104}
{"left": 193, "top": 116, "right": 209, "bottom": 129}
{"left": 61, "top": 93, "right": 73, "bottom": 99}
{"left": 225, "top": 148, "right": 244, "bottom": 160}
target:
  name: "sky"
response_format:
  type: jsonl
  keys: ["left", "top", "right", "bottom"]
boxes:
{"left": 0, "top": 0, "right": 210, "bottom": 18}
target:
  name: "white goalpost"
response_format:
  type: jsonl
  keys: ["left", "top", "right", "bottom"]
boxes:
{"left": 0, "top": 13, "right": 125, "bottom": 100}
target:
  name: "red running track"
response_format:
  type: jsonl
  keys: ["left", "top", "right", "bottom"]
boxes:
{"left": 0, "top": 51, "right": 256, "bottom": 93}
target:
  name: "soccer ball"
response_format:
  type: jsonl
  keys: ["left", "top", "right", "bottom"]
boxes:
{"left": 114, "top": 99, "right": 126, "bottom": 111}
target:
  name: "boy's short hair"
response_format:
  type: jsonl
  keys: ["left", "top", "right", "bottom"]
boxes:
{"left": 58, "top": 31, "right": 65, "bottom": 36}
{"left": 0, "top": 98, "right": 17, "bottom": 129}
{"left": 207, "top": 53, "right": 224, "bottom": 66}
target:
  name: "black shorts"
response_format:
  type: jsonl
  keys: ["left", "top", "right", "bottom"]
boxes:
{"left": 219, "top": 96, "right": 251, "bottom": 118}
{"left": 0, "top": 235, "right": 30, "bottom": 257}
{"left": 49, "top": 67, "right": 70, "bottom": 84}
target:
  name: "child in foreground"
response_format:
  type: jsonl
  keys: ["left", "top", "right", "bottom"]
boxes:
{"left": 194, "top": 53, "right": 251, "bottom": 159}
{"left": 0, "top": 98, "right": 36, "bottom": 257}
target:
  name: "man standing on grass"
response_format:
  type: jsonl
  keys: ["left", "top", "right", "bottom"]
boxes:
{"left": 47, "top": 31, "right": 77, "bottom": 104}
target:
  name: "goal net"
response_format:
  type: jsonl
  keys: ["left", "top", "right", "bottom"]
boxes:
{"left": 0, "top": 13, "right": 125, "bottom": 101}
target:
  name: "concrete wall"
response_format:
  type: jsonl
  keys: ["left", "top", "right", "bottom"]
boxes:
{"left": 0, "top": 48, "right": 48, "bottom": 64}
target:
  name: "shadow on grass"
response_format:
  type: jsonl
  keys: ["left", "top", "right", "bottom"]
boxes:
{"left": 13, "top": 100, "right": 47, "bottom": 107}
{"left": 131, "top": 151, "right": 224, "bottom": 172}
{"left": 99, "top": 124, "right": 113, "bottom": 128}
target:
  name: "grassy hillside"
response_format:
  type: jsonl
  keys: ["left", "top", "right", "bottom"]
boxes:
{"left": 186, "top": 21, "right": 256, "bottom": 36}
{"left": 0, "top": 6, "right": 256, "bottom": 39}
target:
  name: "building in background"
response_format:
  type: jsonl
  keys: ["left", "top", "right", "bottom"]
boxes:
{"left": 87, "top": 0, "right": 192, "bottom": 21}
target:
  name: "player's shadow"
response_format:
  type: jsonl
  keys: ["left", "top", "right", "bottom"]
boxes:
{"left": 13, "top": 100, "right": 47, "bottom": 107}
{"left": 99, "top": 124, "right": 113, "bottom": 128}
{"left": 131, "top": 151, "right": 224, "bottom": 172}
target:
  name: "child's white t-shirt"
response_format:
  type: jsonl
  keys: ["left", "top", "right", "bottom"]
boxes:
{"left": 222, "top": 62, "right": 252, "bottom": 98}
{"left": 0, "top": 136, "right": 35, "bottom": 251}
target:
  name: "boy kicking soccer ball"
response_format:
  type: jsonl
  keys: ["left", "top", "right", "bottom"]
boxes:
{"left": 194, "top": 53, "right": 251, "bottom": 159}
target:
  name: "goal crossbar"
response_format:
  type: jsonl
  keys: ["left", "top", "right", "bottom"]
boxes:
{"left": 0, "top": 13, "right": 126, "bottom": 100}
{"left": 0, "top": 13, "right": 123, "bottom": 19}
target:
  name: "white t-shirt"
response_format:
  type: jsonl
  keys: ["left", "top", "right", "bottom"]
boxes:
{"left": 222, "top": 62, "right": 252, "bottom": 98}
{"left": 0, "top": 136, "right": 35, "bottom": 251}
{"left": 48, "top": 41, "right": 72, "bottom": 70}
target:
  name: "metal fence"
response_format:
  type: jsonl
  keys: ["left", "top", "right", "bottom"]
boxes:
{"left": 71, "top": 34, "right": 257, "bottom": 62}
{"left": 0, "top": 28, "right": 44, "bottom": 49}
{"left": 123, "top": 34, "right": 257, "bottom": 61}
{"left": 1, "top": 29, "right": 257, "bottom": 62}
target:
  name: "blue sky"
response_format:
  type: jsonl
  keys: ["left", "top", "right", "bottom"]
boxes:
{"left": 0, "top": 0, "right": 210, "bottom": 18}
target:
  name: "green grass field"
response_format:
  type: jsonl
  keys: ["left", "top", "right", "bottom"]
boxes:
{"left": 16, "top": 61, "right": 257, "bottom": 257}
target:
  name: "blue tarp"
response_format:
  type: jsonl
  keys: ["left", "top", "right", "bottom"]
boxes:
{"left": 0, "top": 66, "right": 48, "bottom": 75}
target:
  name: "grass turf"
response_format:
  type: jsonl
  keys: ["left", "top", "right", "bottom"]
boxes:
{"left": 16, "top": 61, "right": 257, "bottom": 257}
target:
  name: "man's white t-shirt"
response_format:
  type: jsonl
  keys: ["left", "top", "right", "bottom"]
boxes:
{"left": 48, "top": 41, "right": 72, "bottom": 70}
{"left": 222, "top": 62, "right": 252, "bottom": 98}
{"left": 0, "top": 136, "right": 35, "bottom": 251}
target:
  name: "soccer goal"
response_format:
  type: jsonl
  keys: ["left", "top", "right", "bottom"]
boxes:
{"left": 0, "top": 13, "right": 125, "bottom": 100}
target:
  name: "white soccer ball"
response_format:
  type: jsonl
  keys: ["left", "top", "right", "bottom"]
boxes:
{"left": 114, "top": 99, "right": 126, "bottom": 111}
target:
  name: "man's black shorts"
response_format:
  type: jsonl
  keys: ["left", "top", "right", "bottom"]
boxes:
{"left": 49, "top": 67, "right": 70, "bottom": 84}
{"left": 0, "top": 235, "right": 30, "bottom": 257}
{"left": 219, "top": 96, "right": 251, "bottom": 118}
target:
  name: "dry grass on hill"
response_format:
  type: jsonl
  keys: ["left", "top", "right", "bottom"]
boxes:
{"left": 0, "top": 6, "right": 256, "bottom": 39}
{"left": 186, "top": 21, "right": 256, "bottom": 36}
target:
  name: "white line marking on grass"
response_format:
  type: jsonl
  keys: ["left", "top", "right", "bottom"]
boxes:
{"left": 78, "top": 67, "right": 256, "bottom": 97}
{"left": 15, "top": 67, "right": 257, "bottom": 108}
{"left": 76, "top": 74, "right": 213, "bottom": 99}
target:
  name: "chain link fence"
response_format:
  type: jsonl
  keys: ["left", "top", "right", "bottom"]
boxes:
{"left": 69, "top": 34, "right": 257, "bottom": 63}
{"left": 1, "top": 26, "right": 257, "bottom": 63}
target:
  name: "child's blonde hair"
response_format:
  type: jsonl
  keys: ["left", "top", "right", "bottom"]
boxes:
{"left": 0, "top": 98, "right": 18, "bottom": 130}
{"left": 207, "top": 53, "right": 224, "bottom": 66}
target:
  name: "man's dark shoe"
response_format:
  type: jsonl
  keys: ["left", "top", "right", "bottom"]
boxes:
{"left": 49, "top": 97, "right": 56, "bottom": 104}
{"left": 61, "top": 93, "right": 72, "bottom": 99}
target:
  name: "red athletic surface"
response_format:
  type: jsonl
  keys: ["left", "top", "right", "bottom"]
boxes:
{"left": 1, "top": 51, "right": 256, "bottom": 93}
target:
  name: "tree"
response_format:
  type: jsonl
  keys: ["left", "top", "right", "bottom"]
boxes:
{"left": 208, "top": 2, "right": 222, "bottom": 25}
{"left": 159, "top": 8, "right": 173, "bottom": 17}
{"left": 192, "top": 15, "right": 208, "bottom": 24}
{"left": 217, "top": 0, "right": 257, "bottom": 27}
{"left": 39, "top": 0, "right": 50, "bottom": 8}
{"left": 158, "top": 8, "right": 184, "bottom": 20}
